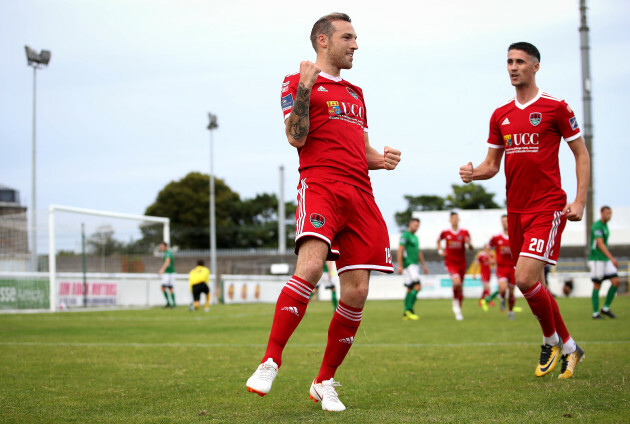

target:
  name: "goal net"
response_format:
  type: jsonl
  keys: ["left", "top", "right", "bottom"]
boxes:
{"left": 46, "top": 205, "right": 170, "bottom": 311}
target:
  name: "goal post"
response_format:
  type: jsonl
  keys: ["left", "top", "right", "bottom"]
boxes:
{"left": 48, "top": 204, "right": 170, "bottom": 312}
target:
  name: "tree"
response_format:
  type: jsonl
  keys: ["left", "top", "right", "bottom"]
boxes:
{"left": 395, "top": 184, "right": 500, "bottom": 229}
{"left": 142, "top": 172, "right": 296, "bottom": 249}
{"left": 395, "top": 195, "right": 447, "bottom": 228}
{"left": 445, "top": 183, "right": 500, "bottom": 210}
{"left": 87, "top": 225, "right": 121, "bottom": 256}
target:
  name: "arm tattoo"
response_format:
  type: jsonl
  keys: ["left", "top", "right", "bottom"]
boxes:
{"left": 287, "top": 82, "right": 311, "bottom": 142}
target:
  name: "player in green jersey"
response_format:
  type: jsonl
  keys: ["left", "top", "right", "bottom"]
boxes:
{"left": 588, "top": 206, "right": 619, "bottom": 319}
{"left": 397, "top": 218, "right": 429, "bottom": 320}
{"left": 158, "top": 241, "right": 176, "bottom": 308}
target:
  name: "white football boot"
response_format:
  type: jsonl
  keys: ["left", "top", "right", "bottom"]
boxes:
{"left": 452, "top": 299, "right": 464, "bottom": 321}
{"left": 246, "top": 358, "right": 278, "bottom": 396}
{"left": 309, "top": 378, "right": 346, "bottom": 412}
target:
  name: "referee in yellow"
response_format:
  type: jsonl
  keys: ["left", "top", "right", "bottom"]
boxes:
{"left": 189, "top": 260, "right": 211, "bottom": 312}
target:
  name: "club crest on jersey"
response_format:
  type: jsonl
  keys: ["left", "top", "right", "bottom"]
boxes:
{"left": 503, "top": 134, "right": 513, "bottom": 148}
{"left": 310, "top": 213, "right": 325, "bottom": 229}
{"left": 529, "top": 112, "right": 542, "bottom": 126}
{"left": 327, "top": 100, "right": 342, "bottom": 116}
{"left": 346, "top": 87, "right": 359, "bottom": 100}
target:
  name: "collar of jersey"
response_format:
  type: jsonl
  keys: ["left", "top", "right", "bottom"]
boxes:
{"left": 514, "top": 88, "right": 542, "bottom": 110}
{"left": 319, "top": 71, "right": 343, "bottom": 82}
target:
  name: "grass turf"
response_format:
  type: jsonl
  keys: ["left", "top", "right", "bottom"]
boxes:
{"left": 0, "top": 296, "right": 628, "bottom": 423}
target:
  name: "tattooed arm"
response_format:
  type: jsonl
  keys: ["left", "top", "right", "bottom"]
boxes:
{"left": 285, "top": 61, "right": 320, "bottom": 148}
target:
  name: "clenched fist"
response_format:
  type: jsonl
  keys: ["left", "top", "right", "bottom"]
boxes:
{"left": 460, "top": 162, "right": 474, "bottom": 183}
{"left": 384, "top": 146, "right": 401, "bottom": 170}
{"left": 299, "top": 61, "right": 321, "bottom": 89}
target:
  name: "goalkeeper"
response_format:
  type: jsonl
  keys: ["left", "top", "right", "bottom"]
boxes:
{"left": 189, "top": 260, "right": 211, "bottom": 312}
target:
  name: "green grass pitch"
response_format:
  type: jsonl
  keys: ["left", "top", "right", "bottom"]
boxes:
{"left": 1, "top": 296, "right": 628, "bottom": 423}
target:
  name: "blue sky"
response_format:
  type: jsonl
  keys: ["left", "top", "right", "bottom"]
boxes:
{"left": 1, "top": 0, "right": 629, "bottom": 250}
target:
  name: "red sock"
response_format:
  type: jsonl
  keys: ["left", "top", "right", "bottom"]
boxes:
{"left": 453, "top": 286, "right": 463, "bottom": 306}
{"left": 315, "top": 302, "right": 362, "bottom": 383}
{"left": 262, "top": 276, "right": 314, "bottom": 367}
{"left": 508, "top": 295, "right": 515, "bottom": 312}
{"left": 481, "top": 288, "right": 490, "bottom": 299}
{"left": 522, "top": 282, "right": 555, "bottom": 337}
{"left": 546, "top": 288, "right": 570, "bottom": 343}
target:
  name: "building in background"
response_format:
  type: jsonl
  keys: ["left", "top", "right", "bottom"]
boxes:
{"left": 0, "top": 185, "right": 29, "bottom": 271}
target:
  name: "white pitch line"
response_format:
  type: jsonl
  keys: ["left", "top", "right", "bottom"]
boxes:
{"left": 0, "top": 340, "right": 628, "bottom": 349}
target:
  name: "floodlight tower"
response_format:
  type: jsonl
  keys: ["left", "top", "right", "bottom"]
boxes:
{"left": 207, "top": 113, "right": 218, "bottom": 300}
{"left": 25, "top": 46, "right": 51, "bottom": 272}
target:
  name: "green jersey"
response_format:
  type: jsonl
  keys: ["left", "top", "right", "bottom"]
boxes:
{"left": 588, "top": 220, "right": 609, "bottom": 261}
{"left": 399, "top": 230, "right": 420, "bottom": 268}
{"left": 163, "top": 249, "right": 175, "bottom": 273}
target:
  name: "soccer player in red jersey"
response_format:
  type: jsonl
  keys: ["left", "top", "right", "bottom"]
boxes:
{"left": 246, "top": 13, "right": 401, "bottom": 411}
{"left": 459, "top": 42, "right": 590, "bottom": 379}
{"left": 481, "top": 215, "right": 518, "bottom": 319}
{"left": 437, "top": 211, "right": 474, "bottom": 321}
{"left": 475, "top": 247, "right": 493, "bottom": 307}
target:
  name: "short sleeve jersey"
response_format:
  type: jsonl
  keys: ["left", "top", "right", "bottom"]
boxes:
{"left": 399, "top": 230, "right": 420, "bottom": 268}
{"left": 477, "top": 251, "right": 492, "bottom": 279}
{"left": 281, "top": 71, "right": 372, "bottom": 193}
{"left": 439, "top": 228, "right": 470, "bottom": 268}
{"left": 488, "top": 233, "right": 514, "bottom": 270}
{"left": 163, "top": 249, "right": 175, "bottom": 274}
{"left": 487, "top": 90, "right": 582, "bottom": 213}
{"left": 588, "top": 220, "right": 609, "bottom": 261}
{"left": 188, "top": 265, "right": 210, "bottom": 290}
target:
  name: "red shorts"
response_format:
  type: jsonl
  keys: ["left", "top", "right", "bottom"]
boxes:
{"left": 445, "top": 263, "right": 466, "bottom": 281}
{"left": 508, "top": 210, "right": 567, "bottom": 265}
{"left": 295, "top": 177, "right": 393, "bottom": 275}
{"left": 496, "top": 266, "right": 515, "bottom": 286}
{"left": 480, "top": 269, "right": 491, "bottom": 283}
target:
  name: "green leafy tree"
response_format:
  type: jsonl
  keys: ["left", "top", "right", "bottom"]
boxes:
{"left": 395, "top": 184, "right": 500, "bottom": 229}
{"left": 143, "top": 172, "right": 295, "bottom": 249}
{"left": 87, "top": 225, "right": 122, "bottom": 256}
{"left": 445, "top": 183, "right": 500, "bottom": 210}
{"left": 395, "top": 195, "right": 447, "bottom": 229}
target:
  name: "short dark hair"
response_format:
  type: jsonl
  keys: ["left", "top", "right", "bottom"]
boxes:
{"left": 450, "top": 211, "right": 459, "bottom": 217}
{"left": 197, "top": 259, "right": 205, "bottom": 266}
{"left": 508, "top": 42, "right": 540, "bottom": 62}
{"left": 160, "top": 241, "right": 168, "bottom": 247}
{"left": 601, "top": 205, "right": 611, "bottom": 213}
{"left": 310, "top": 12, "right": 351, "bottom": 53}
{"left": 501, "top": 214, "right": 508, "bottom": 219}
{"left": 410, "top": 218, "right": 420, "bottom": 223}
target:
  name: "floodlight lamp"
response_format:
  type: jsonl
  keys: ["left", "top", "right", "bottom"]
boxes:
{"left": 207, "top": 113, "right": 218, "bottom": 130}
{"left": 24, "top": 45, "right": 51, "bottom": 66}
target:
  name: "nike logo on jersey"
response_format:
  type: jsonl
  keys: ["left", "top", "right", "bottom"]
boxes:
{"left": 281, "top": 306, "right": 299, "bottom": 317}
{"left": 502, "top": 118, "right": 510, "bottom": 125}
{"left": 317, "top": 86, "right": 328, "bottom": 92}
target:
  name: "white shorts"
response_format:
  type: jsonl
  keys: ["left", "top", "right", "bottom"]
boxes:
{"left": 161, "top": 273, "right": 175, "bottom": 288}
{"left": 403, "top": 264, "right": 421, "bottom": 286}
{"left": 589, "top": 261, "right": 618, "bottom": 283}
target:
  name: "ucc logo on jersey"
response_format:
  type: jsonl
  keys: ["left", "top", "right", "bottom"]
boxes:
{"left": 505, "top": 133, "right": 540, "bottom": 147}
{"left": 327, "top": 101, "right": 342, "bottom": 116}
{"left": 310, "top": 213, "right": 325, "bottom": 229}
{"left": 529, "top": 112, "right": 542, "bottom": 126}
{"left": 346, "top": 87, "right": 359, "bottom": 100}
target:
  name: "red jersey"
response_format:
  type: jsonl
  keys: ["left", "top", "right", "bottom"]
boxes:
{"left": 477, "top": 251, "right": 492, "bottom": 281}
{"left": 487, "top": 90, "right": 582, "bottom": 213}
{"left": 439, "top": 228, "right": 470, "bottom": 268}
{"left": 488, "top": 233, "right": 514, "bottom": 270}
{"left": 281, "top": 71, "right": 371, "bottom": 194}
